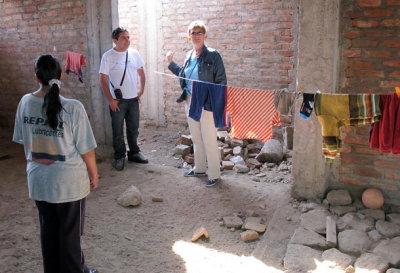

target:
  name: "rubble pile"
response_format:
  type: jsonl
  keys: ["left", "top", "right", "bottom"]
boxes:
{"left": 174, "top": 127, "right": 294, "bottom": 183}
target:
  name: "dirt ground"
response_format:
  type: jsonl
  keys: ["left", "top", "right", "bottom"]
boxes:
{"left": 0, "top": 126, "right": 293, "bottom": 273}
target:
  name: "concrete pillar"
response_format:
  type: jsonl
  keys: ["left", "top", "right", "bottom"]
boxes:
{"left": 292, "top": 0, "right": 341, "bottom": 200}
{"left": 85, "top": 0, "right": 118, "bottom": 149}
{"left": 137, "top": 0, "right": 165, "bottom": 126}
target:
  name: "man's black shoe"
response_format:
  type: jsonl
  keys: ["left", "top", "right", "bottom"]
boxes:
{"left": 128, "top": 153, "right": 149, "bottom": 164}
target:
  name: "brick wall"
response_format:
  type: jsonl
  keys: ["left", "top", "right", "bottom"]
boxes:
{"left": 119, "top": 0, "right": 299, "bottom": 127}
{"left": 339, "top": 0, "right": 400, "bottom": 201}
{"left": 0, "top": 0, "right": 90, "bottom": 129}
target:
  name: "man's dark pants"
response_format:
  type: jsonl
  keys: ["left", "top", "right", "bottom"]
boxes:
{"left": 110, "top": 98, "right": 140, "bottom": 160}
{"left": 35, "top": 198, "right": 86, "bottom": 273}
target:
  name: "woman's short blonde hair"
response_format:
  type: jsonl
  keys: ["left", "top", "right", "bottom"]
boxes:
{"left": 187, "top": 20, "right": 207, "bottom": 35}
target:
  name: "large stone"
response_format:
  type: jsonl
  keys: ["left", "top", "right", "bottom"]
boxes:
{"left": 326, "top": 190, "right": 352, "bottom": 206}
{"left": 255, "top": 139, "right": 284, "bottom": 163}
{"left": 289, "top": 227, "right": 328, "bottom": 249}
{"left": 240, "top": 230, "right": 259, "bottom": 242}
{"left": 221, "top": 161, "right": 234, "bottom": 170}
{"left": 321, "top": 248, "right": 356, "bottom": 269}
{"left": 368, "top": 229, "right": 383, "bottom": 242}
{"left": 117, "top": 185, "right": 142, "bottom": 207}
{"left": 242, "top": 221, "right": 266, "bottom": 233}
{"left": 245, "top": 158, "right": 262, "bottom": 169}
{"left": 341, "top": 212, "right": 375, "bottom": 232}
{"left": 283, "top": 244, "right": 322, "bottom": 272}
{"left": 233, "top": 164, "right": 250, "bottom": 173}
{"left": 387, "top": 213, "right": 400, "bottom": 225}
{"left": 358, "top": 209, "right": 385, "bottom": 221}
{"left": 174, "top": 144, "right": 191, "bottom": 156}
{"left": 175, "top": 134, "right": 193, "bottom": 146}
{"left": 222, "top": 216, "right": 243, "bottom": 229}
{"left": 387, "top": 269, "right": 400, "bottom": 273}
{"left": 373, "top": 238, "right": 400, "bottom": 266}
{"left": 376, "top": 220, "right": 400, "bottom": 238}
{"left": 338, "top": 230, "right": 371, "bottom": 255}
{"left": 229, "top": 155, "right": 245, "bottom": 165}
{"left": 354, "top": 253, "right": 389, "bottom": 273}
{"left": 330, "top": 205, "right": 357, "bottom": 216}
{"left": 300, "top": 209, "right": 330, "bottom": 234}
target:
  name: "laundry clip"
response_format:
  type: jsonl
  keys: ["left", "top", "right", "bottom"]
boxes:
{"left": 395, "top": 87, "right": 400, "bottom": 98}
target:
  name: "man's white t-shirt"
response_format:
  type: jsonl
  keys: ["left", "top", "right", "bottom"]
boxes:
{"left": 13, "top": 94, "right": 97, "bottom": 203}
{"left": 99, "top": 48, "right": 144, "bottom": 99}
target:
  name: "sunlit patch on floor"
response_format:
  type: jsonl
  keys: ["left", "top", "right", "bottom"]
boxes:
{"left": 172, "top": 240, "right": 284, "bottom": 273}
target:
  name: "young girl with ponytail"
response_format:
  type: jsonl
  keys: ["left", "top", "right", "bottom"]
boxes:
{"left": 13, "top": 54, "right": 99, "bottom": 273}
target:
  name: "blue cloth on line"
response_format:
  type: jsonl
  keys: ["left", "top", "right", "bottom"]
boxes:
{"left": 189, "top": 81, "right": 227, "bottom": 128}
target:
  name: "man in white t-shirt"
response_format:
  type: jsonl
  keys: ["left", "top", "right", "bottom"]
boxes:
{"left": 99, "top": 27, "right": 148, "bottom": 170}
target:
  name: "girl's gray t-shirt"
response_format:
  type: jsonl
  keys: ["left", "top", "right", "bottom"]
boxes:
{"left": 13, "top": 94, "right": 97, "bottom": 203}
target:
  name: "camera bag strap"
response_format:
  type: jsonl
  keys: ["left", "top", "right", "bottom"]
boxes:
{"left": 110, "top": 51, "right": 128, "bottom": 88}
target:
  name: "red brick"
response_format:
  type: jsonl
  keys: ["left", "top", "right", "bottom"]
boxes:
{"left": 352, "top": 20, "right": 379, "bottom": 28}
{"left": 383, "top": 60, "right": 400, "bottom": 67}
{"left": 344, "top": 31, "right": 361, "bottom": 39}
{"left": 338, "top": 166, "right": 352, "bottom": 174}
{"left": 365, "top": 50, "right": 391, "bottom": 58}
{"left": 344, "top": 49, "right": 361, "bottom": 58}
{"left": 353, "top": 167, "right": 382, "bottom": 178}
{"left": 341, "top": 154, "right": 372, "bottom": 164}
{"left": 347, "top": 60, "right": 375, "bottom": 68}
{"left": 351, "top": 40, "right": 379, "bottom": 48}
{"left": 346, "top": 69, "right": 355, "bottom": 77}
{"left": 382, "top": 19, "right": 400, "bottom": 27}
{"left": 387, "top": 0, "right": 400, "bottom": 5}
{"left": 354, "top": 70, "right": 384, "bottom": 77}
{"left": 389, "top": 71, "right": 400, "bottom": 77}
{"left": 374, "top": 160, "right": 400, "bottom": 169}
{"left": 343, "top": 134, "right": 369, "bottom": 145}
{"left": 382, "top": 40, "right": 400, "bottom": 47}
{"left": 354, "top": 147, "right": 381, "bottom": 155}
{"left": 356, "top": 0, "right": 382, "bottom": 7}
{"left": 339, "top": 176, "right": 364, "bottom": 185}
{"left": 380, "top": 81, "right": 400, "bottom": 87}
{"left": 364, "top": 9, "right": 393, "bottom": 17}
{"left": 385, "top": 172, "right": 400, "bottom": 180}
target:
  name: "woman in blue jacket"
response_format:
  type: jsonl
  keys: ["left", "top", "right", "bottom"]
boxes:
{"left": 167, "top": 20, "right": 227, "bottom": 187}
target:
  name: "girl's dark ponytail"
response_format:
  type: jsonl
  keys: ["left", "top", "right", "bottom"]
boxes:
{"left": 35, "top": 55, "right": 63, "bottom": 130}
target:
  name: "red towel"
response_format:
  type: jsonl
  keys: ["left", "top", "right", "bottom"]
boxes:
{"left": 370, "top": 93, "right": 400, "bottom": 154}
{"left": 226, "top": 86, "right": 281, "bottom": 142}
{"left": 65, "top": 51, "right": 86, "bottom": 83}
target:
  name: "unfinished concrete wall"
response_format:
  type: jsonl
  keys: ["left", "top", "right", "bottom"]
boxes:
{"left": 119, "top": 0, "right": 300, "bottom": 128}
{"left": 292, "top": 0, "right": 341, "bottom": 200}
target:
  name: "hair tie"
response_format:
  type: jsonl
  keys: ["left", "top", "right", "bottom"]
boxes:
{"left": 48, "top": 79, "right": 61, "bottom": 88}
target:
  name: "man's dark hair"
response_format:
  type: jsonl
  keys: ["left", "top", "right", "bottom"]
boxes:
{"left": 112, "top": 27, "right": 128, "bottom": 40}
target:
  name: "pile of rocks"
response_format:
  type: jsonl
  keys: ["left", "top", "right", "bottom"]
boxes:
{"left": 218, "top": 211, "right": 267, "bottom": 242}
{"left": 284, "top": 189, "right": 400, "bottom": 273}
{"left": 174, "top": 128, "right": 294, "bottom": 182}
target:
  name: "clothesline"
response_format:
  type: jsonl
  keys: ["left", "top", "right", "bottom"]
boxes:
{"left": 153, "top": 71, "right": 299, "bottom": 94}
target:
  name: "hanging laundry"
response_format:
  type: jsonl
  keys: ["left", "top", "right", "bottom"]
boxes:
{"left": 274, "top": 89, "right": 297, "bottom": 116}
{"left": 189, "top": 81, "right": 227, "bottom": 128}
{"left": 315, "top": 93, "right": 381, "bottom": 161}
{"left": 370, "top": 93, "right": 400, "bottom": 154}
{"left": 299, "top": 93, "right": 315, "bottom": 120}
{"left": 65, "top": 51, "right": 86, "bottom": 83}
{"left": 226, "top": 87, "right": 281, "bottom": 142}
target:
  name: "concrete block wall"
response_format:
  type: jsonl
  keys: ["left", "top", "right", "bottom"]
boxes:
{"left": 338, "top": 0, "right": 400, "bottom": 202}
{"left": 119, "top": 0, "right": 299, "bottom": 127}
{"left": 0, "top": 0, "right": 91, "bottom": 129}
